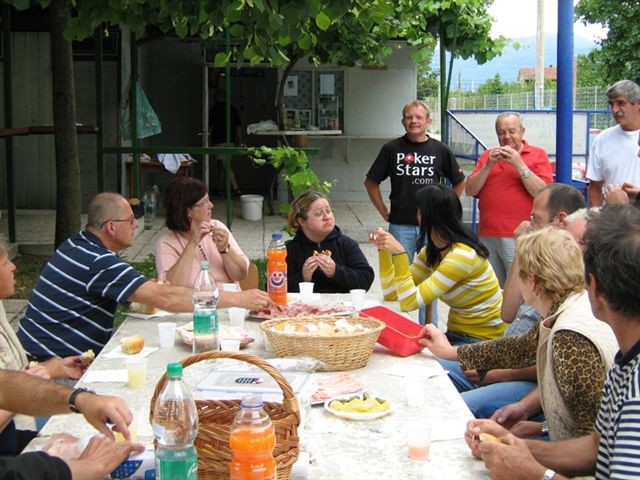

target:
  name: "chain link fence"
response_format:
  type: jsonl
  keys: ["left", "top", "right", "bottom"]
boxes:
{"left": 425, "top": 86, "right": 612, "bottom": 133}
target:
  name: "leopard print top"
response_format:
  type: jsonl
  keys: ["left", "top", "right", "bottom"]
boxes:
{"left": 458, "top": 320, "right": 606, "bottom": 435}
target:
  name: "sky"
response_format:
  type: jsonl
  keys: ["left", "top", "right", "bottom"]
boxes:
{"left": 488, "top": 0, "right": 607, "bottom": 41}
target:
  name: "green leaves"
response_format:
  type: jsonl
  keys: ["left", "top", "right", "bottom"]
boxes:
{"left": 315, "top": 11, "right": 331, "bottom": 31}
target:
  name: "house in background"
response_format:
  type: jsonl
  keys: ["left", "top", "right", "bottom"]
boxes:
{"left": 517, "top": 66, "right": 558, "bottom": 84}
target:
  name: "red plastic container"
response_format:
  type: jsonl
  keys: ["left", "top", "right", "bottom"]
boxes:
{"left": 359, "top": 305, "right": 424, "bottom": 357}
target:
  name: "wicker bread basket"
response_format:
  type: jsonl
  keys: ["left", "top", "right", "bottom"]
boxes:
{"left": 149, "top": 351, "right": 300, "bottom": 480}
{"left": 260, "top": 316, "right": 385, "bottom": 371}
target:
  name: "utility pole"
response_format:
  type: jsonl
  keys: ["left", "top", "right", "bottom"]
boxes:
{"left": 535, "top": 0, "right": 545, "bottom": 109}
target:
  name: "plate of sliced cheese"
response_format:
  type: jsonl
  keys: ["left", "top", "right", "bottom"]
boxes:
{"left": 324, "top": 392, "right": 393, "bottom": 420}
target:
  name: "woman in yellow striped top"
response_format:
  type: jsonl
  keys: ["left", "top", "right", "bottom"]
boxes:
{"left": 370, "top": 184, "right": 505, "bottom": 344}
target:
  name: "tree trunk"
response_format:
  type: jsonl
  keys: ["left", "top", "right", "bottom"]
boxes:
{"left": 50, "top": 0, "right": 81, "bottom": 248}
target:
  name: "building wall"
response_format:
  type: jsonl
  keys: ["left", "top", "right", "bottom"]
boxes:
{"left": 0, "top": 32, "right": 119, "bottom": 210}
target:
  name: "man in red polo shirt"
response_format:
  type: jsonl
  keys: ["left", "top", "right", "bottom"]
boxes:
{"left": 465, "top": 112, "right": 553, "bottom": 286}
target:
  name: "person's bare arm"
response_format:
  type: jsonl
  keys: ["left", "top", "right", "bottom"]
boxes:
{"left": 129, "top": 282, "right": 193, "bottom": 313}
{"left": 364, "top": 177, "right": 389, "bottom": 222}
{"left": 501, "top": 255, "right": 524, "bottom": 323}
{"left": 588, "top": 180, "right": 604, "bottom": 207}
{"left": 0, "top": 370, "right": 133, "bottom": 440}
{"left": 527, "top": 432, "right": 599, "bottom": 477}
{"left": 452, "top": 179, "right": 465, "bottom": 197}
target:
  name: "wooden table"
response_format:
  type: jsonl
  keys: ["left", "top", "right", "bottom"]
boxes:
{"left": 27, "top": 295, "right": 489, "bottom": 479}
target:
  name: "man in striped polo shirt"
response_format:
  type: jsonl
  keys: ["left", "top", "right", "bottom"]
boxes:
{"left": 467, "top": 204, "right": 640, "bottom": 480}
{"left": 18, "top": 192, "right": 268, "bottom": 360}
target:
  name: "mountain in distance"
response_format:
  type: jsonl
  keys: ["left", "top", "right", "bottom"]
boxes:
{"left": 435, "top": 33, "right": 597, "bottom": 91}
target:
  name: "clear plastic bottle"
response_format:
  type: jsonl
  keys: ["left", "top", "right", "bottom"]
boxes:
{"left": 192, "top": 261, "right": 219, "bottom": 353}
{"left": 229, "top": 394, "right": 276, "bottom": 480}
{"left": 151, "top": 363, "right": 199, "bottom": 480}
{"left": 143, "top": 186, "right": 157, "bottom": 228}
{"left": 266, "top": 233, "right": 287, "bottom": 305}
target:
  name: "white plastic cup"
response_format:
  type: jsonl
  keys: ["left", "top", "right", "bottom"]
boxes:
{"left": 350, "top": 289, "right": 366, "bottom": 310}
{"left": 405, "top": 373, "right": 427, "bottom": 407}
{"left": 220, "top": 339, "right": 241, "bottom": 351}
{"left": 157, "top": 322, "right": 176, "bottom": 348}
{"left": 263, "top": 331, "right": 274, "bottom": 353}
{"left": 126, "top": 358, "right": 147, "bottom": 388}
{"left": 222, "top": 283, "right": 240, "bottom": 292}
{"left": 298, "top": 282, "right": 315, "bottom": 303}
{"left": 228, "top": 307, "right": 247, "bottom": 328}
{"left": 407, "top": 422, "right": 432, "bottom": 461}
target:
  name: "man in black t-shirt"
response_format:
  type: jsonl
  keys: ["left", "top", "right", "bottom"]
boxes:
{"left": 364, "top": 100, "right": 465, "bottom": 260}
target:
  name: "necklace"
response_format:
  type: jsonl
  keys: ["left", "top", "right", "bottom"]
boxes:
{"left": 198, "top": 244, "right": 208, "bottom": 262}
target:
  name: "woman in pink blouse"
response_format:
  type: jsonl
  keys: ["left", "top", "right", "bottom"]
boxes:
{"left": 155, "top": 177, "right": 249, "bottom": 287}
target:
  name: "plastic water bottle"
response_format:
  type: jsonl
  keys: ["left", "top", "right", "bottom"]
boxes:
{"left": 267, "top": 233, "right": 287, "bottom": 305}
{"left": 230, "top": 394, "right": 276, "bottom": 480}
{"left": 152, "top": 363, "right": 199, "bottom": 480}
{"left": 143, "top": 187, "right": 157, "bottom": 228}
{"left": 192, "top": 261, "right": 219, "bottom": 353}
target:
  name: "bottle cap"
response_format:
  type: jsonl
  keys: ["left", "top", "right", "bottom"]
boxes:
{"left": 272, "top": 233, "right": 282, "bottom": 239}
{"left": 200, "top": 261, "right": 210, "bottom": 270}
{"left": 166, "top": 363, "right": 183, "bottom": 378}
{"left": 240, "top": 394, "right": 264, "bottom": 408}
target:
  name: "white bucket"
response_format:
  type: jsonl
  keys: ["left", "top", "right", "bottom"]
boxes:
{"left": 240, "top": 194, "right": 264, "bottom": 221}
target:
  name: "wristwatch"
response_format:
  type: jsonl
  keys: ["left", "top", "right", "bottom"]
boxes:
{"left": 541, "top": 469, "right": 556, "bottom": 480}
{"left": 219, "top": 244, "right": 229, "bottom": 254}
{"left": 520, "top": 168, "right": 532, "bottom": 179}
{"left": 69, "top": 387, "right": 95, "bottom": 413}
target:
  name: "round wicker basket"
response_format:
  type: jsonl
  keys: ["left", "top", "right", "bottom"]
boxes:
{"left": 260, "top": 316, "right": 385, "bottom": 371}
{"left": 149, "top": 351, "right": 300, "bottom": 480}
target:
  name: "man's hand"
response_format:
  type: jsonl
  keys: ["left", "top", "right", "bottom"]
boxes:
{"left": 229, "top": 289, "right": 270, "bottom": 311}
{"left": 494, "top": 145, "right": 526, "bottom": 172}
{"left": 60, "top": 356, "right": 88, "bottom": 379}
{"left": 464, "top": 419, "right": 510, "bottom": 459}
{"left": 622, "top": 182, "right": 640, "bottom": 200}
{"left": 74, "top": 393, "right": 133, "bottom": 441}
{"left": 67, "top": 435, "right": 144, "bottom": 480}
{"left": 479, "top": 433, "right": 547, "bottom": 480}
{"left": 513, "top": 220, "right": 534, "bottom": 238}
{"left": 417, "top": 324, "right": 457, "bottom": 360}
{"left": 491, "top": 402, "right": 529, "bottom": 429}
{"left": 509, "top": 420, "right": 544, "bottom": 439}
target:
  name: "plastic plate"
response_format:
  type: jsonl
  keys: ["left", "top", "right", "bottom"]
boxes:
{"left": 324, "top": 393, "right": 393, "bottom": 420}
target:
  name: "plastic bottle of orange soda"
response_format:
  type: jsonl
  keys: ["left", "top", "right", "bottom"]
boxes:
{"left": 229, "top": 394, "right": 276, "bottom": 480}
{"left": 267, "top": 232, "right": 287, "bottom": 304}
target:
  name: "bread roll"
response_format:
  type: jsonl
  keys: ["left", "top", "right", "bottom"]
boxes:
{"left": 121, "top": 335, "right": 145, "bottom": 354}
{"left": 274, "top": 321, "right": 309, "bottom": 334}
{"left": 129, "top": 302, "right": 158, "bottom": 315}
{"left": 478, "top": 433, "right": 502, "bottom": 444}
{"left": 79, "top": 349, "right": 95, "bottom": 366}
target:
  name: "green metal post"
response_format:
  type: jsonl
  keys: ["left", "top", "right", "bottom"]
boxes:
{"left": 224, "top": 29, "right": 232, "bottom": 227}
{"left": 2, "top": 3, "right": 16, "bottom": 243}
{"left": 130, "top": 31, "right": 139, "bottom": 198}
{"left": 95, "top": 26, "right": 105, "bottom": 191}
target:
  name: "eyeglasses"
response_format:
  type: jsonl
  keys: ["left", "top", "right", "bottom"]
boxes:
{"left": 100, "top": 215, "right": 135, "bottom": 229}
{"left": 193, "top": 198, "right": 213, "bottom": 208}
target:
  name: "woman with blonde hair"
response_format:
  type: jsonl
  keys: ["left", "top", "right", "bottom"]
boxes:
{"left": 420, "top": 227, "right": 618, "bottom": 440}
{"left": 286, "top": 190, "right": 374, "bottom": 293}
